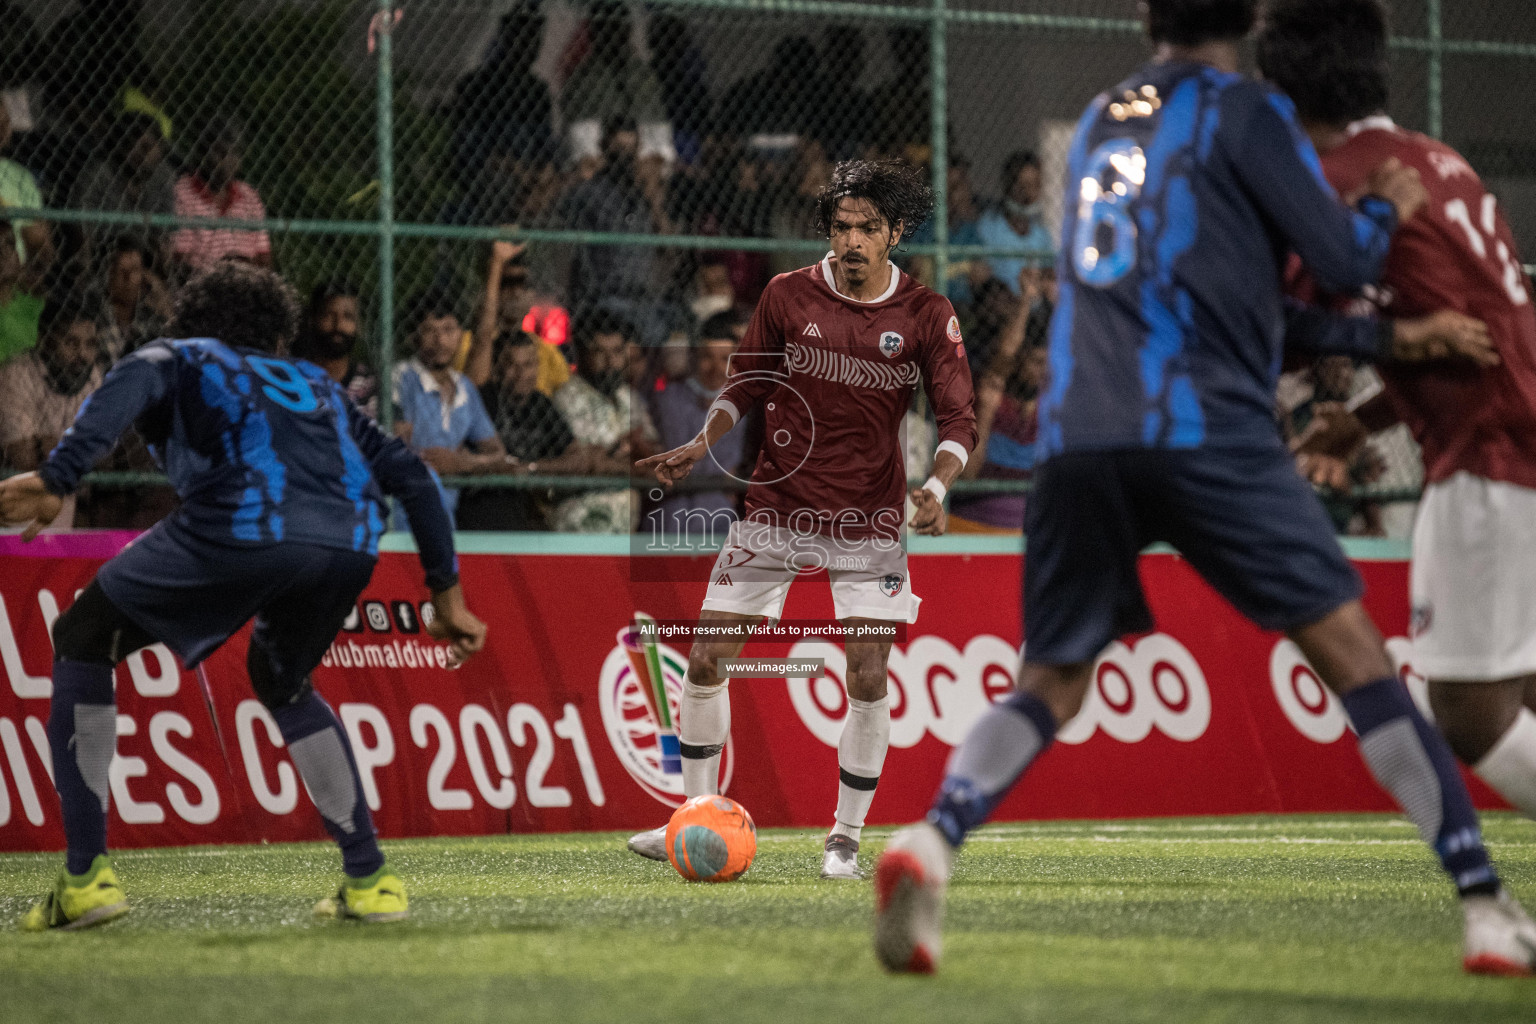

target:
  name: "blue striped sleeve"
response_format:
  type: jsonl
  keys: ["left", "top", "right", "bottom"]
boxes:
{"left": 39, "top": 342, "right": 177, "bottom": 496}
{"left": 1223, "top": 84, "right": 1395, "bottom": 294}
{"left": 346, "top": 399, "right": 460, "bottom": 592}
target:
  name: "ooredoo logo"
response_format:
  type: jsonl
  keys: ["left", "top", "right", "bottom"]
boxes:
{"left": 597, "top": 632, "right": 735, "bottom": 807}
{"left": 1054, "top": 634, "right": 1211, "bottom": 745}
{"left": 784, "top": 632, "right": 1211, "bottom": 749}
{"left": 1268, "top": 636, "right": 1424, "bottom": 743}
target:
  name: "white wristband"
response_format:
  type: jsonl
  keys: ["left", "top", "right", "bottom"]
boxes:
{"left": 922, "top": 476, "right": 947, "bottom": 503}
{"left": 936, "top": 439, "right": 970, "bottom": 469}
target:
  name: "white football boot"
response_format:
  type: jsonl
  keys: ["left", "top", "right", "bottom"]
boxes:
{"left": 627, "top": 825, "right": 668, "bottom": 862}
{"left": 872, "top": 821, "right": 953, "bottom": 974}
{"left": 1463, "top": 889, "right": 1536, "bottom": 976}
{"left": 820, "top": 834, "right": 861, "bottom": 880}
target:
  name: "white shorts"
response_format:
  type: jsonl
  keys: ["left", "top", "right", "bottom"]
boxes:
{"left": 1411, "top": 472, "right": 1536, "bottom": 681}
{"left": 700, "top": 520, "right": 921, "bottom": 624}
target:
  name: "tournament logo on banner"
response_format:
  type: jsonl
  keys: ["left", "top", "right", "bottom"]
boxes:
{"left": 597, "top": 626, "right": 735, "bottom": 807}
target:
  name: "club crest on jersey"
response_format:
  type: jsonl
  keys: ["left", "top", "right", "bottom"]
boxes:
{"left": 880, "top": 573, "right": 904, "bottom": 597}
{"left": 878, "top": 331, "right": 904, "bottom": 358}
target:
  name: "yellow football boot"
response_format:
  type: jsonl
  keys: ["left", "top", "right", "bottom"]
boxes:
{"left": 19, "top": 855, "right": 130, "bottom": 932}
{"left": 313, "top": 866, "right": 408, "bottom": 923}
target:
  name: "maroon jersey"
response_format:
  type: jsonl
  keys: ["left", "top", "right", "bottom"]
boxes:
{"left": 1321, "top": 118, "right": 1536, "bottom": 489}
{"left": 714, "top": 257, "right": 977, "bottom": 539}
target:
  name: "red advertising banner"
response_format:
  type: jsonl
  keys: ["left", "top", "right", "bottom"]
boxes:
{"left": 0, "top": 536, "right": 1503, "bottom": 852}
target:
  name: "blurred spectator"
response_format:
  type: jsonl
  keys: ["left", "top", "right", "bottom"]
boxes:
{"left": 976, "top": 151, "right": 1053, "bottom": 291}
{"left": 457, "top": 332, "right": 587, "bottom": 531}
{"left": 646, "top": 313, "right": 746, "bottom": 536}
{"left": 1284, "top": 355, "right": 1386, "bottom": 534}
{"left": 949, "top": 294, "right": 1047, "bottom": 534}
{"left": 467, "top": 238, "right": 569, "bottom": 397}
{"left": 908, "top": 156, "right": 982, "bottom": 304}
{"left": 72, "top": 112, "right": 175, "bottom": 264}
{"left": 815, "top": 26, "right": 877, "bottom": 158}
{"left": 96, "top": 236, "right": 170, "bottom": 360}
{"left": 1019, "top": 265, "right": 1057, "bottom": 350}
{"left": 0, "top": 216, "right": 45, "bottom": 362}
{"left": 291, "top": 279, "right": 377, "bottom": 419}
{"left": 0, "top": 101, "right": 53, "bottom": 276}
{"left": 558, "top": 118, "right": 673, "bottom": 329}
{"left": 876, "top": 27, "right": 931, "bottom": 157}
{"left": 0, "top": 294, "right": 102, "bottom": 476}
{"left": 451, "top": 7, "right": 552, "bottom": 187}
{"left": 963, "top": 277, "right": 1017, "bottom": 378}
{"left": 718, "top": 36, "right": 819, "bottom": 139}
{"left": 562, "top": 3, "right": 674, "bottom": 166}
{"left": 647, "top": 13, "right": 709, "bottom": 166}
{"left": 393, "top": 296, "right": 511, "bottom": 523}
{"left": 550, "top": 312, "right": 658, "bottom": 532}
{"left": 688, "top": 260, "right": 735, "bottom": 324}
{"left": 172, "top": 121, "right": 271, "bottom": 274}
{"left": 0, "top": 4, "right": 41, "bottom": 92}
{"left": 41, "top": 0, "right": 165, "bottom": 135}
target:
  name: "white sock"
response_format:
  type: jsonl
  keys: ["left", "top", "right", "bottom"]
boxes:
{"left": 679, "top": 679, "right": 730, "bottom": 798}
{"left": 1474, "top": 707, "right": 1536, "bottom": 820}
{"left": 831, "top": 695, "right": 890, "bottom": 843}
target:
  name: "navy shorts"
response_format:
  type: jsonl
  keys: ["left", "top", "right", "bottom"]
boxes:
{"left": 1023, "top": 446, "right": 1363, "bottom": 664}
{"left": 96, "top": 518, "right": 377, "bottom": 673}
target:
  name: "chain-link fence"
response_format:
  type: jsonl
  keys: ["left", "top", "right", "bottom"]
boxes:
{"left": 1, "top": 0, "right": 1533, "bottom": 534}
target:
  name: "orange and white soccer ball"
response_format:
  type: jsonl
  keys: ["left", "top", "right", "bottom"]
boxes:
{"left": 665, "top": 795, "right": 757, "bottom": 882}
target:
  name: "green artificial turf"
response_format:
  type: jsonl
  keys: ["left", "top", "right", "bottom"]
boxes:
{"left": 3, "top": 815, "right": 1535, "bottom": 1023}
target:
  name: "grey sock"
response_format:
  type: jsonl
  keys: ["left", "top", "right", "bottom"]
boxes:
{"left": 72, "top": 704, "right": 117, "bottom": 811}
{"left": 288, "top": 728, "right": 359, "bottom": 834}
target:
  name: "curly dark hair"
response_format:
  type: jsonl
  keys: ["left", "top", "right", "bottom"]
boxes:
{"left": 170, "top": 261, "right": 300, "bottom": 354}
{"left": 813, "top": 159, "right": 935, "bottom": 241}
{"left": 1257, "top": 0, "right": 1390, "bottom": 126}
{"left": 1146, "top": 0, "right": 1256, "bottom": 45}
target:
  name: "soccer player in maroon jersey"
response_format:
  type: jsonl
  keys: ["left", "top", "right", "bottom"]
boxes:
{"left": 629, "top": 160, "right": 977, "bottom": 878}
{"left": 1260, "top": 0, "right": 1536, "bottom": 973}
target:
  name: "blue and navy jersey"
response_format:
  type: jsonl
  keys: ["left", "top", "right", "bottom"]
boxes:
{"left": 41, "top": 338, "right": 459, "bottom": 591}
{"left": 1040, "top": 61, "right": 1398, "bottom": 455}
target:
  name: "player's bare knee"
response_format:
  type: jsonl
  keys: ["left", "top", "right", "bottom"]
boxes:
{"left": 1019, "top": 661, "right": 1092, "bottom": 724}
{"left": 844, "top": 645, "right": 891, "bottom": 702}
{"left": 1287, "top": 601, "right": 1395, "bottom": 695}
{"left": 687, "top": 646, "right": 728, "bottom": 688}
{"left": 1429, "top": 679, "right": 1523, "bottom": 764}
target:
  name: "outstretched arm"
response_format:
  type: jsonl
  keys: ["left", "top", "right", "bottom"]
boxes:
{"left": 38, "top": 343, "right": 177, "bottom": 497}
{"left": 1284, "top": 299, "right": 1498, "bottom": 367}
{"left": 346, "top": 401, "right": 486, "bottom": 666}
{"left": 639, "top": 281, "right": 785, "bottom": 487}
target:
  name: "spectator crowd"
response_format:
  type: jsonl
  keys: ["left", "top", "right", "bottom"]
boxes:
{"left": 0, "top": 0, "right": 1420, "bottom": 537}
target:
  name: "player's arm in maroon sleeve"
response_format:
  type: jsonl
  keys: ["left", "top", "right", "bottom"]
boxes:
{"left": 908, "top": 301, "right": 979, "bottom": 536}
{"left": 636, "top": 277, "right": 787, "bottom": 487}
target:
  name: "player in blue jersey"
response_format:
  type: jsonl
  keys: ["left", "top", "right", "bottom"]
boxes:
{"left": 872, "top": 0, "right": 1536, "bottom": 976}
{"left": 1, "top": 263, "right": 487, "bottom": 931}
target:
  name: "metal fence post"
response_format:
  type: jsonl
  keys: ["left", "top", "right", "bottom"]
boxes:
{"left": 930, "top": 0, "right": 949, "bottom": 289}
{"left": 1427, "top": 0, "right": 1443, "bottom": 139}
{"left": 374, "top": 0, "right": 398, "bottom": 428}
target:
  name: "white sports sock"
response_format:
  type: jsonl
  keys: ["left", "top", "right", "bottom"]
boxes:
{"left": 832, "top": 695, "right": 890, "bottom": 843}
{"left": 679, "top": 679, "right": 730, "bottom": 798}
{"left": 1475, "top": 707, "right": 1536, "bottom": 820}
